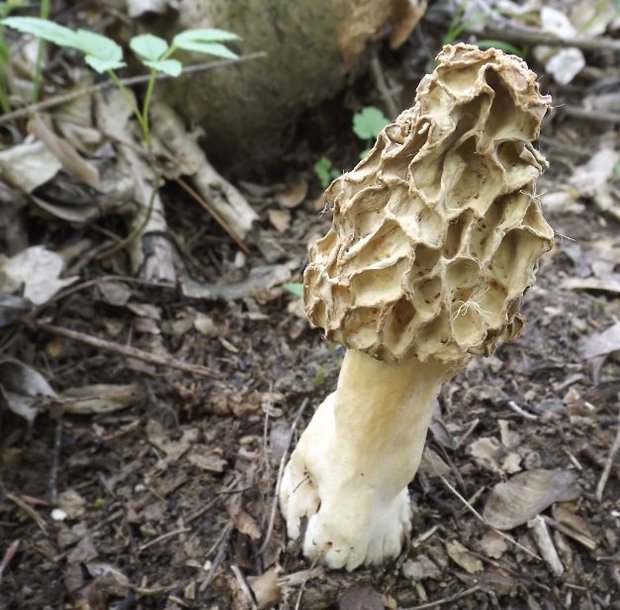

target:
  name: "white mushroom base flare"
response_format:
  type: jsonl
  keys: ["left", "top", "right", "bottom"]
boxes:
{"left": 279, "top": 349, "right": 453, "bottom": 570}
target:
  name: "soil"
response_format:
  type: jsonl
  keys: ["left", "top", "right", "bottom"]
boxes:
{"left": 1, "top": 9, "right": 619, "bottom": 610}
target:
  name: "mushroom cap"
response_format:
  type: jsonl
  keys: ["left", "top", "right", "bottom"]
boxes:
{"left": 304, "top": 43, "right": 554, "bottom": 364}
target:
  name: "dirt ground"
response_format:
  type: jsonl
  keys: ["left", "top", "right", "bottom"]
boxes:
{"left": 1, "top": 5, "right": 620, "bottom": 610}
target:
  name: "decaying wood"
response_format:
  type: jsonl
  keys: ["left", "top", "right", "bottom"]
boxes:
{"left": 150, "top": 101, "right": 258, "bottom": 244}
{"left": 95, "top": 89, "right": 176, "bottom": 282}
{"left": 37, "top": 322, "right": 220, "bottom": 379}
{"left": 159, "top": 0, "right": 426, "bottom": 173}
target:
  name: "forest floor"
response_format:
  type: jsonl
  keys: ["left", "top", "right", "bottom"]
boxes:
{"left": 1, "top": 3, "right": 619, "bottom": 610}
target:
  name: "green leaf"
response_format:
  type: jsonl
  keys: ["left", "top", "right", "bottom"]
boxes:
{"left": 352, "top": 106, "right": 390, "bottom": 140}
{"left": 74, "top": 29, "right": 124, "bottom": 72}
{"left": 85, "top": 54, "right": 125, "bottom": 72}
{"left": 143, "top": 58, "right": 182, "bottom": 77}
{"left": 2, "top": 16, "right": 77, "bottom": 47}
{"left": 173, "top": 28, "right": 240, "bottom": 47}
{"left": 476, "top": 39, "right": 524, "bottom": 56}
{"left": 173, "top": 39, "right": 238, "bottom": 59}
{"left": 313, "top": 157, "right": 335, "bottom": 188}
{"left": 130, "top": 33, "right": 169, "bottom": 62}
{"left": 313, "top": 367, "right": 326, "bottom": 385}
{"left": 2, "top": 18, "right": 125, "bottom": 73}
{"left": 282, "top": 282, "right": 304, "bottom": 298}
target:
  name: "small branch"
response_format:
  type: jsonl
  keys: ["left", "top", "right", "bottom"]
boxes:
{"left": 139, "top": 527, "right": 191, "bottom": 552}
{"left": 424, "top": 11, "right": 620, "bottom": 53}
{"left": 561, "top": 106, "right": 620, "bottom": 124}
{"left": 595, "top": 410, "right": 620, "bottom": 501}
{"left": 36, "top": 321, "right": 220, "bottom": 379}
{"left": 4, "top": 490, "right": 47, "bottom": 531}
{"left": 199, "top": 523, "right": 233, "bottom": 594}
{"left": 49, "top": 415, "right": 63, "bottom": 504}
{"left": 258, "top": 397, "right": 310, "bottom": 556}
{"left": 0, "top": 52, "right": 266, "bottom": 126}
{"left": 0, "top": 539, "right": 20, "bottom": 584}
{"left": 230, "top": 564, "right": 258, "bottom": 610}
{"left": 439, "top": 476, "right": 541, "bottom": 560}
{"left": 506, "top": 399, "right": 538, "bottom": 421}
{"left": 478, "top": 25, "right": 620, "bottom": 54}
{"left": 370, "top": 54, "right": 400, "bottom": 120}
{"left": 402, "top": 585, "right": 481, "bottom": 609}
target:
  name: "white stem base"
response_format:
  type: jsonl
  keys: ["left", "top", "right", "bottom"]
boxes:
{"left": 279, "top": 350, "right": 451, "bottom": 570}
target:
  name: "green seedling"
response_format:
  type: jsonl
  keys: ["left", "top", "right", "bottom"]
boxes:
{"left": 313, "top": 366, "right": 326, "bottom": 386}
{"left": 476, "top": 39, "right": 524, "bottom": 56}
{"left": 282, "top": 282, "right": 304, "bottom": 298}
{"left": 0, "top": 0, "right": 26, "bottom": 112}
{"left": 2, "top": 17, "right": 239, "bottom": 143}
{"left": 313, "top": 105, "right": 389, "bottom": 186}
{"left": 441, "top": 2, "right": 524, "bottom": 57}
{"left": 352, "top": 105, "right": 389, "bottom": 158}
{"left": 314, "top": 157, "right": 339, "bottom": 188}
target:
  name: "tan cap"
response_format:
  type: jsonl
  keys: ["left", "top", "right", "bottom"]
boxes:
{"left": 304, "top": 43, "right": 555, "bottom": 364}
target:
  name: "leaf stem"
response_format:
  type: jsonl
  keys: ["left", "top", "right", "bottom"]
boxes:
{"left": 107, "top": 68, "right": 148, "bottom": 139}
{"left": 32, "top": 0, "right": 50, "bottom": 103}
{"left": 140, "top": 68, "right": 157, "bottom": 144}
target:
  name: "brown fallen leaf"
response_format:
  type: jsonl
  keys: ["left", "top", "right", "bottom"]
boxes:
{"left": 483, "top": 469, "right": 581, "bottom": 530}
{"left": 581, "top": 321, "right": 620, "bottom": 359}
{"left": 389, "top": 0, "right": 427, "bottom": 48}
{"left": 476, "top": 531, "right": 508, "bottom": 559}
{"left": 338, "top": 583, "right": 384, "bottom": 610}
{"left": 562, "top": 277, "right": 620, "bottom": 294}
{"left": 402, "top": 555, "right": 442, "bottom": 581}
{"left": 85, "top": 562, "right": 131, "bottom": 597}
{"left": 419, "top": 447, "right": 450, "bottom": 478}
{"left": 0, "top": 141, "right": 61, "bottom": 193}
{"left": 267, "top": 208, "right": 291, "bottom": 233}
{"left": 445, "top": 540, "right": 484, "bottom": 574}
{"left": 248, "top": 567, "right": 282, "bottom": 609}
{"left": 228, "top": 497, "right": 262, "bottom": 541}
{"left": 58, "top": 384, "right": 142, "bottom": 415}
{"left": 552, "top": 505, "right": 596, "bottom": 540}
{"left": 58, "top": 489, "right": 87, "bottom": 520}
{"left": 28, "top": 114, "right": 99, "bottom": 188}
{"left": 0, "top": 358, "right": 57, "bottom": 423}
{"left": 467, "top": 436, "right": 521, "bottom": 474}
{"left": 275, "top": 179, "right": 308, "bottom": 208}
{"left": 0, "top": 245, "right": 78, "bottom": 305}
{"left": 187, "top": 451, "right": 227, "bottom": 473}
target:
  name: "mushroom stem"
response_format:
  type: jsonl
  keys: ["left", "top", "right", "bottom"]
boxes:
{"left": 331, "top": 349, "right": 453, "bottom": 495}
{"left": 280, "top": 349, "right": 454, "bottom": 570}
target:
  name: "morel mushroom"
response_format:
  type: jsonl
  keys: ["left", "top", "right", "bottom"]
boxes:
{"left": 279, "top": 43, "right": 554, "bottom": 570}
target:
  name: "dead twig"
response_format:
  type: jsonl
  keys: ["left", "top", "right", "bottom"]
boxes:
{"left": 595, "top": 410, "right": 620, "bottom": 501}
{"left": 439, "top": 476, "right": 541, "bottom": 560}
{"left": 4, "top": 490, "right": 47, "bottom": 532}
{"left": 36, "top": 321, "right": 220, "bottom": 379}
{"left": 0, "top": 539, "right": 20, "bottom": 584}
{"left": 0, "top": 53, "right": 266, "bottom": 126}
{"left": 230, "top": 564, "right": 258, "bottom": 610}
{"left": 186, "top": 477, "right": 240, "bottom": 524}
{"left": 176, "top": 176, "right": 251, "bottom": 256}
{"left": 561, "top": 106, "right": 620, "bottom": 124}
{"left": 258, "top": 397, "right": 310, "bottom": 556}
{"left": 138, "top": 527, "right": 191, "bottom": 552}
{"left": 49, "top": 415, "right": 63, "bottom": 504}
{"left": 542, "top": 516, "right": 597, "bottom": 552}
{"left": 402, "top": 585, "right": 482, "bottom": 609}
{"left": 370, "top": 54, "right": 400, "bottom": 120}
{"left": 506, "top": 400, "right": 538, "bottom": 421}
{"left": 199, "top": 523, "right": 233, "bottom": 594}
{"left": 294, "top": 557, "right": 319, "bottom": 610}
{"left": 478, "top": 24, "right": 620, "bottom": 54}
